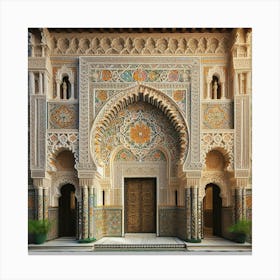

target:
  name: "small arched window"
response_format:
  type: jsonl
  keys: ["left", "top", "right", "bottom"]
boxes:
{"left": 211, "top": 75, "right": 221, "bottom": 99}
{"left": 60, "top": 75, "right": 71, "bottom": 100}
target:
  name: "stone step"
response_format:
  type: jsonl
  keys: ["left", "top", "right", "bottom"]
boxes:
{"left": 93, "top": 243, "right": 186, "bottom": 251}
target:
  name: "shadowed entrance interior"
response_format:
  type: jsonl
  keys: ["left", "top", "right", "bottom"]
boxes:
{"left": 59, "top": 184, "right": 76, "bottom": 237}
{"left": 203, "top": 183, "right": 222, "bottom": 237}
{"left": 124, "top": 178, "right": 156, "bottom": 233}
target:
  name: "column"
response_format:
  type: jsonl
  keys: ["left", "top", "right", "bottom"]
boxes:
{"left": 82, "top": 186, "right": 89, "bottom": 239}
{"left": 235, "top": 72, "right": 239, "bottom": 95}
{"left": 200, "top": 199, "right": 204, "bottom": 239}
{"left": 246, "top": 72, "right": 251, "bottom": 94}
{"left": 235, "top": 188, "right": 243, "bottom": 221}
{"left": 191, "top": 187, "right": 198, "bottom": 239}
{"left": 206, "top": 82, "right": 211, "bottom": 99}
{"left": 56, "top": 80, "right": 60, "bottom": 99}
{"left": 29, "top": 72, "right": 35, "bottom": 95}
{"left": 70, "top": 82, "right": 75, "bottom": 100}
{"left": 37, "top": 187, "right": 43, "bottom": 220}
{"left": 185, "top": 188, "right": 191, "bottom": 240}
{"left": 44, "top": 72, "right": 48, "bottom": 97}
{"left": 197, "top": 196, "right": 202, "bottom": 239}
{"left": 88, "top": 186, "right": 94, "bottom": 238}
{"left": 76, "top": 200, "right": 83, "bottom": 240}
{"left": 43, "top": 188, "right": 48, "bottom": 220}
{"left": 39, "top": 72, "right": 43, "bottom": 95}
{"left": 242, "top": 188, "right": 247, "bottom": 220}
{"left": 221, "top": 82, "right": 226, "bottom": 99}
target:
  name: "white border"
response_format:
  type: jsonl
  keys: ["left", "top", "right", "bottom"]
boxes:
{"left": 0, "top": 0, "right": 280, "bottom": 280}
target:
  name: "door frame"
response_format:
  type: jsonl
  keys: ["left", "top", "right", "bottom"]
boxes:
{"left": 122, "top": 176, "right": 158, "bottom": 236}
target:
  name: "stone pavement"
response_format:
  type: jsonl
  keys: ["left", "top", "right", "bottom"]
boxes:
{"left": 28, "top": 234, "right": 252, "bottom": 254}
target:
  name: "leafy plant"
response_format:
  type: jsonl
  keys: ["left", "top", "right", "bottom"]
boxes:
{"left": 228, "top": 219, "right": 252, "bottom": 235}
{"left": 28, "top": 219, "right": 52, "bottom": 235}
{"left": 78, "top": 237, "right": 96, "bottom": 243}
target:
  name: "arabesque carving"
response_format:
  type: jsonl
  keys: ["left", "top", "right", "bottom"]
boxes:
{"left": 201, "top": 132, "right": 234, "bottom": 170}
{"left": 47, "top": 132, "right": 79, "bottom": 171}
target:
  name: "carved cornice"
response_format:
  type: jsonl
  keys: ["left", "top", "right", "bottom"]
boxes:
{"left": 50, "top": 33, "right": 230, "bottom": 56}
{"left": 233, "top": 58, "right": 252, "bottom": 70}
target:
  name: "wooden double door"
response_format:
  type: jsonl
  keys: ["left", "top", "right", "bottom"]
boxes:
{"left": 125, "top": 178, "right": 156, "bottom": 233}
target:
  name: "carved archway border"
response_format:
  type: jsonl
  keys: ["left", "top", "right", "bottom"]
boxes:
{"left": 90, "top": 84, "right": 189, "bottom": 167}
{"left": 200, "top": 171, "right": 231, "bottom": 207}
{"left": 47, "top": 132, "right": 79, "bottom": 171}
{"left": 50, "top": 172, "right": 80, "bottom": 207}
{"left": 206, "top": 66, "right": 225, "bottom": 83}
{"left": 201, "top": 132, "right": 234, "bottom": 170}
{"left": 56, "top": 64, "right": 74, "bottom": 84}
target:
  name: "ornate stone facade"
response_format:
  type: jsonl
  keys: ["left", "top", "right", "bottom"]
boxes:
{"left": 28, "top": 28, "right": 252, "bottom": 244}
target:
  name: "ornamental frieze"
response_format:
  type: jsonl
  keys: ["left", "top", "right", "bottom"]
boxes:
{"left": 50, "top": 34, "right": 229, "bottom": 56}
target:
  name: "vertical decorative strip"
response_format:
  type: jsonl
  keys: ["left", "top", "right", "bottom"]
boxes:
{"left": 200, "top": 200, "right": 204, "bottom": 239}
{"left": 37, "top": 187, "right": 43, "bottom": 220}
{"left": 43, "top": 188, "right": 48, "bottom": 220}
{"left": 82, "top": 186, "right": 89, "bottom": 239}
{"left": 88, "top": 187, "right": 94, "bottom": 238}
{"left": 77, "top": 201, "right": 82, "bottom": 240}
{"left": 235, "top": 188, "right": 242, "bottom": 221}
{"left": 191, "top": 187, "right": 198, "bottom": 239}
{"left": 242, "top": 188, "right": 247, "bottom": 220}
{"left": 185, "top": 188, "right": 191, "bottom": 240}
{"left": 197, "top": 198, "right": 202, "bottom": 239}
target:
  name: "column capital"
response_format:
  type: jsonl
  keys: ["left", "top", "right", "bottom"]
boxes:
{"left": 33, "top": 177, "right": 51, "bottom": 189}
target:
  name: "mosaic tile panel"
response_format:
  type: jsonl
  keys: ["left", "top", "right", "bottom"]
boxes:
{"left": 90, "top": 64, "right": 191, "bottom": 83}
{"left": 93, "top": 208, "right": 104, "bottom": 240}
{"left": 47, "top": 207, "right": 59, "bottom": 240}
{"left": 103, "top": 209, "right": 122, "bottom": 236}
{"left": 97, "top": 102, "right": 180, "bottom": 164}
{"left": 176, "top": 207, "right": 187, "bottom": 240}
{"left": 48, "top": 103, "right": 78, "bottom": 129}
{"left": 202, "top": 103, "right": 233, "bottom": 129}
{"left": 28, "top": 189, "right": 35, "bottom": 220}
{"left": 93, "top": 208, "right": 122, "bottom": 239}
{"left": 159, "top": 207, "right": 177, "bottom": 236}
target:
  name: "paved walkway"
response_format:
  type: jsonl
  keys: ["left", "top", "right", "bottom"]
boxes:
{"left": 28, "top": 234, "right": 252, "bottom": 254}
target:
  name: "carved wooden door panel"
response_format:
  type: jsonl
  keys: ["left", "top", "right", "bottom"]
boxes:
{"left": 125, "top": 178, "right": 156, "bottom": 233}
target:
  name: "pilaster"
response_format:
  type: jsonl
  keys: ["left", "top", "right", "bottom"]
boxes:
{"left": 33, "top": 177, "right": 51, "bottom": 220}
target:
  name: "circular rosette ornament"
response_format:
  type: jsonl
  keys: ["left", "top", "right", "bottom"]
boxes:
{"left": 133, "top": 69, "right": 147, "bottom": 82}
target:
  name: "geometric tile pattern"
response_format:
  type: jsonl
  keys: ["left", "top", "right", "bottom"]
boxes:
{"left": 48, "top": 103, "right": 78, "bottom": 129}
{"left": 202, "top": 103, "right": 233, "bottom": 129}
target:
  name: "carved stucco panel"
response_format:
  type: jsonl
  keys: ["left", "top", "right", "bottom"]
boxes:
{"left": 51, "top": 34, "right": 230, "bottom": 56}
{"left": 201, "top": 132, "right": 234, "bottom": 170}
{"left": 47, "top": 132, "right": 79, "bottom": 171}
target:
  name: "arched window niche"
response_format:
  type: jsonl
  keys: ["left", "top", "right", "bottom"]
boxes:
{"left": 55, "top": 65, "right": 75, "bottom": 100}
{"left": 206, "top": 66, "right": 226, "bottom": 100}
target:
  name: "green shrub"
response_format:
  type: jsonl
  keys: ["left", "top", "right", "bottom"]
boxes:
{"left": 228, "top": 219, "right": 252, "bottom": 235}
{"left": 28, "top": 219, "right": 52, "bottom": 235}
{"left": 78, "top": 237, "right": 96, "bottom": 243}
{"left": 186, "top": 238, "right": 201, "bottom": 243}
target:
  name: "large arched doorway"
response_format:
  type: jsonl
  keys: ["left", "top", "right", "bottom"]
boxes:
{"left": 203, "top": 183, "right": 222, "bottom": 237}
{"left": 59, "top": 184, "right": 76, "bottom": 237}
